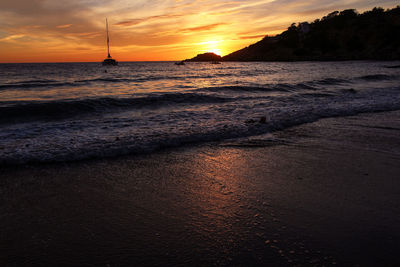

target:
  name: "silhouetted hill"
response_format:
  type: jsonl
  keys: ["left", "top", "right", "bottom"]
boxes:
{"left": 223, "top": 6, "right": 400, "bottom": 61}
{"left": 186, "top": 52, "right": 222, "bottom": 62}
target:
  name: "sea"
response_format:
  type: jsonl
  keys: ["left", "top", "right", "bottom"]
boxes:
{"left": 0, "top": 61, "right": 399, "bottom": 165}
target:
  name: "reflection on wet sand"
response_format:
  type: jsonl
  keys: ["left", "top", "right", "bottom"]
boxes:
{"left": 174, "top": 147, "right": 297, "bottom": 265}
{"left": 185, "top": 149, "right": 247, "bottom": 250}
{"left": 1, "top": 111, "right": 400, "bottom": 266}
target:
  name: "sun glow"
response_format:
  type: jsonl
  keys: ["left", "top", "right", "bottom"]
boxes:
{"left": 209, "top": 48, "right": 222, "bottom": 56}
{"left": 199, "top": 40, "right": 223, "bottom": 56}
{"left": 2, "top": 0, "right": 398, "bottom": 62}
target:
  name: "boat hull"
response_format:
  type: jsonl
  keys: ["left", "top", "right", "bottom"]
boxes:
{"left": 102, "top": 58, "right": 118, "bottom": 66}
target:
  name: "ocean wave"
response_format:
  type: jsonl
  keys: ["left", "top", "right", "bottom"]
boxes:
{"left": 312, "top": 78, "right": 349, "bottom": 85}
{"left": 6, "top": 72, "right": 394, "bottom": 92}
{"left": 1, "top": 95, "right": 399, "bottom": 166}
{"left": 0, "top": 80, "right": 76, "bottom": 90}
{"left": 1, "top": 74, "right": 223, "bottom": 90}
{"left": 198, "top": 75, "right": 396, "bottom": 94}
{"left": 199, "top": 85, "right": 283, "bottom": 93}
{"left": 199, "top": 82, "right": 323, "bottom": 93}
{"left": 75, "top": 77, "right": 133, "bottom": 83}
{"left": 358, "top": 74, "right": 398, "bottom": 81}
{"left": 196, "top": 75, "right": 370, "bottom": 94}
{"left": 299, "top": 92, "right": 336, "bottom": 98}
{"left": 0, "top": 93, "right": 232, "bottom": 123}
{"left": 199, "top": 83, "right": 310, "bottom": 93}
{"left": 76, "top": 74, "right": 226, "bottom": 84}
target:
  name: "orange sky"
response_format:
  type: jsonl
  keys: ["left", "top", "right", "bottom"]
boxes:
{"left": 0, "top": 0, "right": 398, "bottom": 62}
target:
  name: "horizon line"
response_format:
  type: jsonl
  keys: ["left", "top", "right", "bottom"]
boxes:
{"left": 0, "top": 60, "right": 194, "bottom": 64}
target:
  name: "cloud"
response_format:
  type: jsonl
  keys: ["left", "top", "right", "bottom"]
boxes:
{"left": 239, "top": 34, "right": 266, "bottom": 40}
{"left": 56, "top": 24, "right": 72, "bottom": 29}
{"left": 0, "top": 34, "right": 26, "bottom": 41}
{"left": 1, "top": 0, "right": 399, "bottom": 62}
{"left": 115, "top": 13, "right": 185, "bottom": 27}
{"left": 182, "top": 23, "right": 226, "bottom": 32}
{"left": 0, "top": 0, "right": 45, "bottom": 15}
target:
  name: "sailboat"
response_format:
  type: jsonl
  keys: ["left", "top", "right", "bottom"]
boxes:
{"left": 102, "top": 18, "right": 118, "bottom": 66}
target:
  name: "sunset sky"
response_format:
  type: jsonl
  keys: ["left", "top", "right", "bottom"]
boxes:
{"left": 0, "top": 0, "right": 398, "bottom": 62}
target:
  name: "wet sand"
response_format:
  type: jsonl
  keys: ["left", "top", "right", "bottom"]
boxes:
{"left": 1, "top": 111, "right": 400, "bottom": 266}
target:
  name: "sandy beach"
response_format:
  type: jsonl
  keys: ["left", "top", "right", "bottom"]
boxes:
{"left": 1, "top": 110, "right": 400, "bottom": 266}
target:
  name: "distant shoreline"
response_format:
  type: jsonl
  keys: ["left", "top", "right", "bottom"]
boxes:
{"left": 186, "top": 6, "right": 400, "bottom": 62}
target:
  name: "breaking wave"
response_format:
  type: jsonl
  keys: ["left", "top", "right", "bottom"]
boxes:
{"left": 0, "top": 93, "right": 233, "bottom": 123}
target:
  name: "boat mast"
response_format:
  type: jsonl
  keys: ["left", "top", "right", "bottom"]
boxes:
{"left": 106, "top": 18, "right": 111, "bottom": 58}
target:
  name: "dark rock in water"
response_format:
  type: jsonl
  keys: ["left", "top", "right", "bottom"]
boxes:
{"left": 185, "top": 52, "right": 222, "bottom": 62}
{"left": 343, "top": 88, "right": 357, "bottom": 94}
{"left": 245, "top": 119, "right": 256, "bottom": 124}
{"left": 245, "top": 116, "right": 267, "bottom": 124}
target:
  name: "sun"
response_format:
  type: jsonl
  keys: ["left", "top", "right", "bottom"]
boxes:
{"left": 208, "top": 48, "right": 222, "bottom": 56}
{"left": 199, "top": 40, "right": 223, "bottom": 56}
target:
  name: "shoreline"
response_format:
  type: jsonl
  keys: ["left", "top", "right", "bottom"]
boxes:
{"left": 1, "top": 110, "right": 400, "bottom": 266}
{"left": 2, "top": 107, "right": 400, "bottom": 167}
